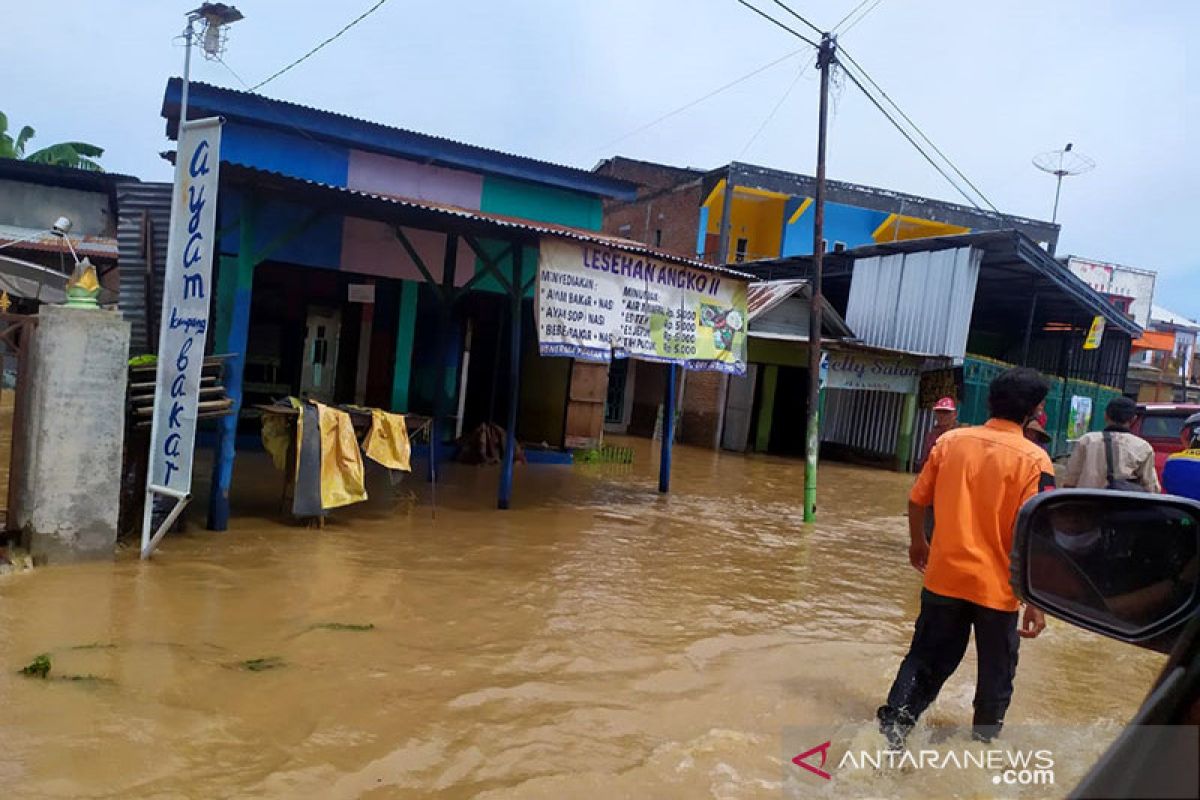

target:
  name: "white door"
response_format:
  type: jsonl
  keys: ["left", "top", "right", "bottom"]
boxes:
{"left": 300, "top": 307, "right": 341, "bottom": 403}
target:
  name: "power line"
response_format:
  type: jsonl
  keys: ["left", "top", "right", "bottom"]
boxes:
{"left": 738, "top": 62, "right": 810, "bottom": 158}
{"left": 839, "top": 0, "right": 885, "bottom": 35}
{"left": 594, "top": 47, "right": 809, "bottom": 152}
{"left": 833, "top": 0, "right": 873, "bottom": 32}
{"left": 838, "top": 63, "right": 985, "bottom": 210}
{"left": 217, "top": 55, "right": 348, "bottom": 159}
{"left": 736, "top": 0, "right": 996, "bottom": 212}
{"left": 771, "top": 0, "right": 824, "bottom": 37}
{"left": 250, "top": 0, "right": 392, "bottom": 92}
{"left": 838, "top": 47, "right": 1000, "bottom": 212}
{"left": 734, "top": 0, "right": 820, "bottom": 48}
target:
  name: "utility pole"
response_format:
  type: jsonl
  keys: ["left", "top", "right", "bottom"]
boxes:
{"left": 804, "top": 32, "right": 836, "bottom": 523}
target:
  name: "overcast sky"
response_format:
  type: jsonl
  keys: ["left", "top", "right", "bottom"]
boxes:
{"left": 5, "top": 1, "right": 1196, "bottom": 319}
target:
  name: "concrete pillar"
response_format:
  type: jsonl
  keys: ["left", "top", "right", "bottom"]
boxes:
{"left": 15, "top": 305, "right": 130, "bottom": 563}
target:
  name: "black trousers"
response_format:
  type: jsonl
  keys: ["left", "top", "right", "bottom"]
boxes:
{"left": 879, "top": 589, "right": 1020, "bottom": 740}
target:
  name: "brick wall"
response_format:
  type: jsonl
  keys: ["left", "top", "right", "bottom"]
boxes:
{"left": 594, "top": 158, "right": 725, "bottom": 447}
{"left": 679, "top": 370, "right": 725, "bottom": 448}
{"left": 594, "top": 158, "right": 705, "bottom": 260}
{"left": 629, "top": 360, "right": 666, "bottom": 438}
{"left": 594, "top": 157, "right": 703, "bottom": 196}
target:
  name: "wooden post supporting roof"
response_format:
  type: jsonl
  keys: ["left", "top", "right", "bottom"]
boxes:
{"left": 207, "top": 196, "right": 258, "bottom": 531}
{"left": 207, "top": 198, "right": 325, "bottom": 531}
{"left": 498, "top": 246, "right": 523, "bottom": 509}
{"left": 659, "top": 364, "right": 677, "bottom": 493}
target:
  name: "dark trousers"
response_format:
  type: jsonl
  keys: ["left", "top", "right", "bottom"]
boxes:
{"left": 879, "top": 589, "right": 1020, "bottom": 740}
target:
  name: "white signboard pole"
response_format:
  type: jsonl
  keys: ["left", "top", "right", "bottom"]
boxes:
{"left": 140, "top": 117, "right": 223, "bottom": 559}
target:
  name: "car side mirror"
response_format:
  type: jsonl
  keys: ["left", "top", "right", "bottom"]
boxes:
{"left": 1011, "top": 490, "right": 1200, "bottom": 652}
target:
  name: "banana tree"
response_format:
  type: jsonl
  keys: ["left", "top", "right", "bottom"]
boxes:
{"left": 0, "top": 112, "right": 104, "bottom": 171}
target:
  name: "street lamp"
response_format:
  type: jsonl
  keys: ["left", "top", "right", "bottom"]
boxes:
{"left": 179, "top": 3, "right": 244, "bottom": 128}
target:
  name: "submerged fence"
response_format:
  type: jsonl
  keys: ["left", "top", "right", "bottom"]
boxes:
{"left": 960, "top": 354, "right": 1122, "bottom": 459}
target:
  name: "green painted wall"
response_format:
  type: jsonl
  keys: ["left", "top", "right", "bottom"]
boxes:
{"left": 747, "top": 338, "right": 809, "bottom": 368}
{"left": 390, "top": 280, "right": 418, "bottom": 411}
{"left": 755, "top": 364, "right": 780, "bottom": 452}
{"left": 466, "top": 241, "right": 538, "bottom": 298}
{"left": 469, "top": 176, "right": 603, "bottom": 296}
{"left": 480, "top": 176, "right": 603, "bottom": 231}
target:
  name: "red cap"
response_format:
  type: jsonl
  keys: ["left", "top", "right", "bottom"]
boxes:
{"left": 933, "top": 397, "right": 957, "bottom": 412}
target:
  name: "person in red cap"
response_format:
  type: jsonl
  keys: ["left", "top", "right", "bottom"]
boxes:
{"left": 917, "top": 397, "right": 959, "bottom": 472}
{"left": 1023, "top": 411, "right": 1052, "bottom": 451}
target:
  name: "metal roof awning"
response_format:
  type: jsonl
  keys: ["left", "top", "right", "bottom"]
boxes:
{"left": 0, "top": 253, "right": 117, "bottom": 304}
{"left": 1132, "top": 330, "right": 1176, "bottom": 352}
{"left": 736, "top": 229, "right": 1142, "bottom": 339}
{"left": 0, "top": 225, "right": 118, "bottom": 261}
{"left": 746, "top": 278, "right": 854, "bottom": 337}
{"left": 165, "top": 79, "right": 637, "bottom": 201}
{"left": 221, "top": 163, "right": 754, "bottom": 280}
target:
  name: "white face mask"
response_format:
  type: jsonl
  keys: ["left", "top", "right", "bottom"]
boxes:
{"left": 1055, "top": 528, "right": 1102, "bottom": 553}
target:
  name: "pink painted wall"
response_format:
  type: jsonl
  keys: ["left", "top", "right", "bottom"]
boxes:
{"left": 346, "top": 150, "right": 483, "bottom": 209}
{"left": 340, "top": 217, "right": 476, "bottom": 286}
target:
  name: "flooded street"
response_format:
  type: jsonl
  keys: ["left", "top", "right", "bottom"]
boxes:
{"left": 0, "top": 438, "right": 1164, "bottom": 798}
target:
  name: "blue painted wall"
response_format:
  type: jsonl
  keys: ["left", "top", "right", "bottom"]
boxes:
{"left": 221, "top": 122, "right": 349, "bottom": 186}
{"left": 218, "top": 189, "right": 343, "bottom": 270}
{"left": 781, "top": 200, "right": 889, "bottom": 256}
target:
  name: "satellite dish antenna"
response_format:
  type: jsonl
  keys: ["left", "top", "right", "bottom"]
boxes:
{"left": 1033, "top": 143, "right": 1095, "bottom": 223}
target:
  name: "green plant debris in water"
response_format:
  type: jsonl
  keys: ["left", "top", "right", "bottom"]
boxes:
{"left": 575, "top": 445, "right": 634, "bottom": 465}
{"left": 20, "top": 653, "right": 52, "bottom": 678}
{"left": 309, "top": 622, "right": 375, "bottom": 632}
{"left": 239, "top": 657, "right": 286, "bottom": 672}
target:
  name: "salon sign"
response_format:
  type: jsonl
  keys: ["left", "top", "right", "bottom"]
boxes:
{"left": 825, "top": 352, "right": 919, "bottom": 394}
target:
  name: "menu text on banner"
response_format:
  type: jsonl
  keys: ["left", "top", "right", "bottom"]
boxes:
{"left": 141, "top": 117, "right": 223, "bottom": 558}
{"left": 536, "top": 239, "right": 747, "bottom": 374}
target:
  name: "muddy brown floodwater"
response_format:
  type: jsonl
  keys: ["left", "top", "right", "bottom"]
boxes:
{"left": 0, "top": 437, "right": 1164, "bottom": 798}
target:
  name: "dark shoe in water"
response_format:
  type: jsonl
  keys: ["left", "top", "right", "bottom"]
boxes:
{"left": 876, "top": 705, "right": 912, "bottom": 751}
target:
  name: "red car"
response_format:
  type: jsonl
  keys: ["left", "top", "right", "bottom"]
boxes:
{"left": 1132, "top": 403, "right": 1200, "bottom": 478}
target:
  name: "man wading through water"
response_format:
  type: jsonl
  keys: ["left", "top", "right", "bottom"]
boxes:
{"left": 878, "top": 368, "right": 1055, "bottom": 748}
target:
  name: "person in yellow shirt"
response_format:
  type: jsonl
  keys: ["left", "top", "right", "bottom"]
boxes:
{"left": 878, "top": 368, "right": 1056, "bottom": 749}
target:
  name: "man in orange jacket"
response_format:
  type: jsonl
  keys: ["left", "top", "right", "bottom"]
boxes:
{"left": 878, "top": 367, "right": 1055, "bottom": 748}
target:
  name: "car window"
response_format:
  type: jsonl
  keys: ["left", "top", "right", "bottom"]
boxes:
{"left": 1140, "top": 415, "right": 1186, "bottom": 439}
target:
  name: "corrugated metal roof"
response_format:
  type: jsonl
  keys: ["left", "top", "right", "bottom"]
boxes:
{"left": 844, "top": 246, "right": 982, "bottom": 359}
{"left": 0, "top": 225, "right": 117, "bottom": 259}
{"left": 223, "top": 164, "right": 753, "bottom": 280}
{"left": 116, "top": 182, "right": 172, "bottom": 354}
{"left": 0, "top": 158, "right": 138, "bottom": 192}
{"left": 165, "top": 79, "right": 637, "bottom": 201}
{"left": 740, "top": 229, "right": 1143, "bottom": 339}
{"left": 1151, "top": 304, "right": 1200, "bottom": 330}
{"left": 746, "top": 278, "right": 855, "bottom": 339}
{"left": 747, "top": 279, "right": 806, "bottom": 319}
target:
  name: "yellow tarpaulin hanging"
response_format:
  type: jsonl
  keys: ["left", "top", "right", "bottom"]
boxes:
{"left": 261, "top": 412, "right": 291, "bottom": 472}
{"left": 362, "top": 409, "right": 412, "bottom": 472}
{"left": 315, "top": 402, "right": 367, "bottom": 509}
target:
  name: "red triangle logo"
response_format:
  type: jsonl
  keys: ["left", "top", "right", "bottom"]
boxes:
{"left": 792, "top": 740, "right": 832, "bottom": 780}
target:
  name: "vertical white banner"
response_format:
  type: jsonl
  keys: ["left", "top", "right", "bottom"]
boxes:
{"left": 142, "top": 117, "right": 222, "bottom": 546}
